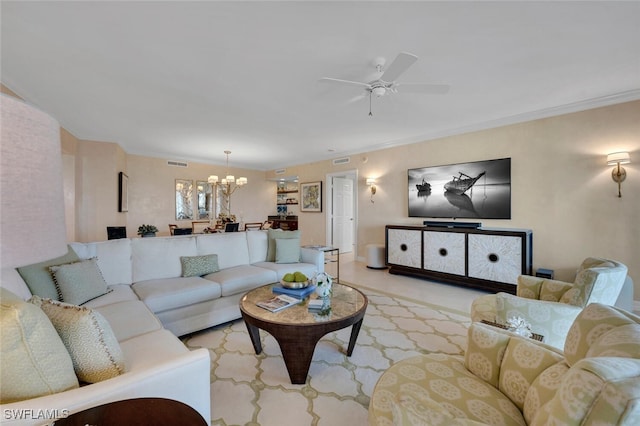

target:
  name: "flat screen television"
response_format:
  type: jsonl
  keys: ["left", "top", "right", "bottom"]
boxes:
{"left": 408, "top": 158, "right": 511, "bottom": 219}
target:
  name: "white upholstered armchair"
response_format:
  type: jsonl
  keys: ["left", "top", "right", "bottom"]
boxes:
{"left": 471, "top": 257, "right": 629, "bottom": 349}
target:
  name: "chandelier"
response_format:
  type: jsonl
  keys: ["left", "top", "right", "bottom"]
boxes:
{"left": 207, "top": 150, "right": 248, "bottom": 196}
{"left": 207, "top": 149, "right": 247, "bottom": 218}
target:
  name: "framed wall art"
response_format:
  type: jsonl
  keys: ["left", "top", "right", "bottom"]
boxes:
{"left": 300, "top": 181, "right": 322, "bottom": 212}
{"left": 118, "top": 172, "right": 128, "bottom": 212}
{"left": 408, "top": 158, "right": 511, "bottom": 219}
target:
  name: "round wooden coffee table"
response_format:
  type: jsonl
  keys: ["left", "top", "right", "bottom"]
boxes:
{"left": 240, "top": 283, "right": 368, "bottom": 384}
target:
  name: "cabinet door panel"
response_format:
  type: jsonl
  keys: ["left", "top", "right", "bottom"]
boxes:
{"left": 468, "top": 234, "right": 522, "bottom": 284}
{"left": 423, "top": 231, "right": 466, "bottom": 276}
{"left": 387, "top": 229, "right": 422, "bottom": 268}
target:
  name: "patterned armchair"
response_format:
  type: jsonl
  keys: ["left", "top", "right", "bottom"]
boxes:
{"left": 470, "top": 257, "right": 628, "bottom": 349}
{"left": 369, "top": 303, "right": 640, "bottom": 425}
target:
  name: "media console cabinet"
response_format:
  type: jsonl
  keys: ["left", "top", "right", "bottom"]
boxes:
{"left": 385, "top": 224, "right": 532, "bottom": 294}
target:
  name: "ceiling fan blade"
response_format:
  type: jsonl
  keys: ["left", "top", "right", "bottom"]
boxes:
{"left": 380, "top": 52, "right": 418, "bottom": 82}
{"left": 395, "top": 83, "right": 450, "bottom": 94}
{"left": 318, "top": 77, "right": 371, "bottom": 89}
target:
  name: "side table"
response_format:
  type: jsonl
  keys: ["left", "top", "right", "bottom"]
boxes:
{"left": 53, "top": 397, "right": 207, "bottom": 426}
{"left": 303, "top": 245, "right": 339, "bottom": 282}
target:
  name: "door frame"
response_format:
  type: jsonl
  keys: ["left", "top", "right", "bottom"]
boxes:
{"left": 325, "top": 169, "right": 358, "bottom": 255}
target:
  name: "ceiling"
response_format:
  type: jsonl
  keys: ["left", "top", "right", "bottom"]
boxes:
{"left": 2, "top": 1, "right": 639, "bottom": 171}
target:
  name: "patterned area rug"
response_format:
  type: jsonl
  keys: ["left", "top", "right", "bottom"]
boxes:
{"left": 181, "top": 284, "right": 470, "bottom": 426}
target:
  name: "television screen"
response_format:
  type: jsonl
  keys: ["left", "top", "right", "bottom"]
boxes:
{"left": 408, "top": 158, "right": 511, "bottom": 219}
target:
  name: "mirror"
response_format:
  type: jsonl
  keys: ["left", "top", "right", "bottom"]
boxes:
{"left": 215, "top": 185, "right": 231, "bottom": 219}
{"left": 196, "top": 180, "right": 212, "bottom": 220}
{"left": 175, "top": 179, "right": 193, "bottom": 220}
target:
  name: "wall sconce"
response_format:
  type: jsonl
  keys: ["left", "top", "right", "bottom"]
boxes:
{"left": 366, "top": 178, "right": 377, "bottom": 203}
{"left": 607, "top": 152, "right": 630, "bottom": 197}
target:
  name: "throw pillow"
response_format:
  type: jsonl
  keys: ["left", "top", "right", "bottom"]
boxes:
{"left": 31, "top": 296, "right": 126, "bottom": 384}
{"left": 275, "top": 238, "right": 301, "bottom": 264}
{"left": 266, "top": 229, "right": 301, "bottom": 262}
{"left": 181, "top": 254, "right": 219, "bottom": 277}
{"left": 49, "top": 258, "right": 109, "bottom": 305}
{"left": 0, "top": 288, "right": 78, "bottom": 404}
{"left": 16, "top": 245, "right": 80, "bottom": 300}
{"left": 498, "top": 337, "right": 563, "bottom": 410}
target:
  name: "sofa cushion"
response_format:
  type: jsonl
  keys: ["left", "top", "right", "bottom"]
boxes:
{"left": 181, "top": 254, "right": 219, "bottom": 277}
{"left": 0, "top": 288, "right": 79, "bottom": 403}
{"left": 119, "top": 329, "right": 190, "bottom": 370}
{"left": 204, "top": 265, "right": 276, "bottom": 297}
{"left": 196, "top": 233, "right": 251, "bottom": 269}
{"left": 523, "top": 361, "right": 569, "bottom": 424}
{"left": 133, "top": 277, "right": 222, "bottom": 313}
{"left": 82, "top": 284, "right": 140, "bottom": 309}
{"left": 16, "top": 245, "right": 80, "bottom": 300}
{"left": 49, "top": 258, "right": 110, "bottom": 305}
{"left": 94, "top": 300, "right": 164, "bottom": 342}
{"left": 275, "top": 238, "right": 301, "bottom": 264}
{"left": 266, "top": 229, "right": 300, "bottom": 262}
{"left": 564, "top": 303, "right": 640, "bottom": 366}
{"left": 246, "top": 230, "right": 269, "bottom": 263}
{"left": 132, "top": 236, "right": 198, "bottom": 282}
{"left": 70, "top": 239, "right": 133, "bottom": 286}
{"left": 498, "top": 337, "right": 564, "bottom": 410}
{"left": 464, "top": 322, "right": 511, "bottom": 388}
{"left": 369, "top": 354, "right": 526, "bottom": 426}
{"left": 32, "top": 297, "right": 126, "bottom": 384}
{"left": 530, "top": 357, "right": 640, "bottom": 426}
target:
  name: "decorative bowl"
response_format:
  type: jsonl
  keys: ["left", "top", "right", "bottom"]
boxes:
{"left": 280, "top": 279, "right": 311, "bottom": 289}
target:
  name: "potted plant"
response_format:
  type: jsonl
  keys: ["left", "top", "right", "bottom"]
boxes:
{"left": 137, "top": 224, "right": 158, "bottom": 237}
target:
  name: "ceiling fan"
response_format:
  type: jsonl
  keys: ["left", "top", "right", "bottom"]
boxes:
{"left": 319, "top": 52, "right": 450, "bottom": 115}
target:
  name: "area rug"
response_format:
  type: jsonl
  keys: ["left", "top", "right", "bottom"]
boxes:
{"left": 181, "top": 284, "right": 470, "bottom": 426}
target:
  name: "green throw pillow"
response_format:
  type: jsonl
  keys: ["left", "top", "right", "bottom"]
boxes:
{"left": 17, "top": 246, "right": 80, "bottom": 300}
{"left": 1, "top": 288, "right": 79, "bottom": 403}
{"left": 275, "top": 238, "right": 301, "bottom": 264}
{"left": 31, "top": 296, "right": 125, "bottom": 384}
{"left": 49, "top": 258, "right": 109, "bottom": 305}
{"left": 181, "top": 254, "right": 219, "bottom": 277}
{"left": 267, "top": 229, "right": 301, "bottom": 262}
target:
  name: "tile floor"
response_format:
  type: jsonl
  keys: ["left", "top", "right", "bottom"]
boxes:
{"left": 331, "top": 252, "right": 490, "bottom": 315}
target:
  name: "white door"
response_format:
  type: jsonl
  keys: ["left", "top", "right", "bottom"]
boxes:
{"left": 332, "top": 176, "right": 354, "bottom": 253}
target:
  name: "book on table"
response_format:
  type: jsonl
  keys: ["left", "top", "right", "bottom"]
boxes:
{"left": 256, "top": 294, "right": 301, "bottom": 313}
{"left": 272, "top": 284, "right": 316, "bottom": 298}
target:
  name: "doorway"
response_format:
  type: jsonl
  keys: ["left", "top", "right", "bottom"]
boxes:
{"left": 326, "top": 170, "right": 357, "bottom": 256}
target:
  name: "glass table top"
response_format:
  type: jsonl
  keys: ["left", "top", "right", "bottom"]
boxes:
{"left": 240, "top": 282, "right": 367, "bottom": 325}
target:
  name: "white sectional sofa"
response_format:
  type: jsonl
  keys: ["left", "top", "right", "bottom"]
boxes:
{"left": 0, "top": 230, "right": 323, "bottom": 425}
{"left": 71, "top": 230, "right": 323, "bottom": 336}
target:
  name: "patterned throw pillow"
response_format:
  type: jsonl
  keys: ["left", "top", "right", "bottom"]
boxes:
{"left": 31, "top": 296, "right": 125, "bottom": 384}
{"left": 49, "top": 258, "right": 109, "bottom": 305}
{"left": 275, "top": 238, "right": 301, "bottom": 264}
{"left": 1, "top": 288, "right": 78, "bottom": 403}
{"left": 16, "top": 245, "right": 80, "bottom": 300}
{"left": 498, "top": 337, "right": 563, "bottom": 410}
{"left": 180, "top": 254, "right": 219, "bottom": 277}
{"left": 464, "top": 322, "right": 511, "bottom": 388}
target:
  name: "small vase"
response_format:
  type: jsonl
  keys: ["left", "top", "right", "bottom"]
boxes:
{"left": 142, "top": 233, "right": 156, "bottom": 238}
{"left": 314, "top": 272, "right": 333, "bottom": 299}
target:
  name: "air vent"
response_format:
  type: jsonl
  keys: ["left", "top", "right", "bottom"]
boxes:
{"left": 275, "top": 168, "right": 286, "bottom": 175}
{"left": 333, "top": 157, "right": 350, "bottom": 165}
{"left": 167, "top": 160, "right": 188, "bottom": 168}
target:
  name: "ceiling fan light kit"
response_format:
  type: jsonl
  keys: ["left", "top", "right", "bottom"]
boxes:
{"left": 320, "top": 51, "right": 450, "bottom": 116}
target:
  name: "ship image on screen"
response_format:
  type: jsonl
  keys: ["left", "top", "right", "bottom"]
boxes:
{"left": 408, "top": 158, "right": 511, "bottom": 219}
